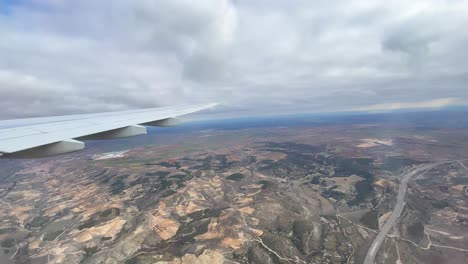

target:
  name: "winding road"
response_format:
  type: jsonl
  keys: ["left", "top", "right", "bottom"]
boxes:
{"left": 363, "top": 164, "right": 436, "bottom": 264}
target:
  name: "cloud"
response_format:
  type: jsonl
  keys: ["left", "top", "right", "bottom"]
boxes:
{"left": 351, "top": 97, "right": 462, "bottom": 111}
{"left": 0, "top": 0, "right": 467, "bottom": 119}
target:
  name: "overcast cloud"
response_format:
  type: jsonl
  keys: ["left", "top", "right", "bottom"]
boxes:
{"left": 0, "top": 0, "right": 467, "bottom": 119}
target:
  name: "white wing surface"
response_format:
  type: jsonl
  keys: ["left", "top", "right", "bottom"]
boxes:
{"left": 0, "top": 103, "right": 217, "bottom": 158}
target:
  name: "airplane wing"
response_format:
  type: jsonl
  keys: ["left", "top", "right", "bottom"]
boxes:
{"left": 0, "top": 103, "right": 217, "bottom": 158}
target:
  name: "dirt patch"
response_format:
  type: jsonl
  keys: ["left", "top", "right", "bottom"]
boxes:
{"left": 357, "top": 138, "right": 393, "bottom": 148}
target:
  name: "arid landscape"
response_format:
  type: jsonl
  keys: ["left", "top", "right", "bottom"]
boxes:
{"left": 1, "top": 112, "right": 468, "bottom": 264}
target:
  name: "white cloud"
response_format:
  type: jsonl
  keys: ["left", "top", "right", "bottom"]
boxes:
{"left": 351, "top": 97, "right": 461, "bottom": 111}
{"left": 0, "top": 0, "right": 467, "bottom": 118}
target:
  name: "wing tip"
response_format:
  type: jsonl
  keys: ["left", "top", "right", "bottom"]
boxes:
{"left": 205, "top": 102, "right": 219, "bottom": 108}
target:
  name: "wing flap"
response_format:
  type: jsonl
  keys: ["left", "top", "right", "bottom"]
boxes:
{"left": 0, "top": 128, "right": 43, "bottom": 140}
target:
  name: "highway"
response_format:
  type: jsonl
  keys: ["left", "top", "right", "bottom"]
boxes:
{"left": 363, "top": 164, "right": 436, "bottom": 264}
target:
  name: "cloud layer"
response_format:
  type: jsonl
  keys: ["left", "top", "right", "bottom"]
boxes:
{"left": 1, "top": 0, "right": 467, "bottom": 119}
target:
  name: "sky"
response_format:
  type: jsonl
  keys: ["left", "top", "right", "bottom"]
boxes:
{"left": 0, "top": 0, "right": 468, "bottom": 119}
